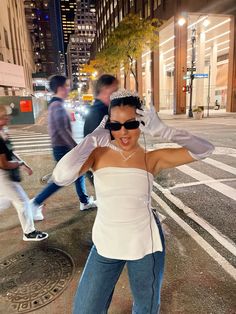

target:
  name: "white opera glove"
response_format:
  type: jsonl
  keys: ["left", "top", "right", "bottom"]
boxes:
{"left": 52, "top": 116, "right": 120, "bottom": 186}
{"left": 136, "top": 106, "right": 215, "bottom": 160}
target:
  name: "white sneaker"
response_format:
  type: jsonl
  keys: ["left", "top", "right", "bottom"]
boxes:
{"left": 29, "top": 199, "right": 44, "bottom": 221}
{"left": 80, "top": 196, "right": 97, "bottom": 211}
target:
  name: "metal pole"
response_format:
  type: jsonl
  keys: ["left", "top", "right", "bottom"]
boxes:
{"left": 207, "top": 64, "right": 211, "bottom": 118}
{"left": 188, "top": 28, "right": 196, "bottom": 118}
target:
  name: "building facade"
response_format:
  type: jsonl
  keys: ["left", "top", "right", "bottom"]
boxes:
{"left": 67, "top": 0, "right": 96, "bottom": 89}
{"left": 94, "top": 0, "right": 236, "bottom": 114}
{"left": 0, "top": 0, "right": 34, "bottom": 96}
{"left": 60, "top": 0, "right": 77, "bottom": 53}
{"left": 24, "top": 0, "right": 61, "bottom": 76}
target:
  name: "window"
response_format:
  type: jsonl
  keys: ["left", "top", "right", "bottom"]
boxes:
{"left": 154, "top": 0, "right": 158, "bottom": 10}
{"left": 4, "top": 28, "right": 9, "bottom": 49}
{"left": 119, "top": 9, "right": 122, "bottom": 21}
{"left": 115, "top": 16, "right": 118, "bottom": 28}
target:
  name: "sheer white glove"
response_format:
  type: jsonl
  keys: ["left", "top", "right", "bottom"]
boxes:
{"left": 52, "top": 116, "right": 120, "bottom": 186}
{"left": 136, "top": 106, "right": 167, "bottom": 137}
{"left": 136, "top": 106, "right": 215, "bottom": 160}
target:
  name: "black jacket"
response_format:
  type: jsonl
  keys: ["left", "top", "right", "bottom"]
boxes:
{"left": 83, "top": 99, "right": 108, "bottom": 137}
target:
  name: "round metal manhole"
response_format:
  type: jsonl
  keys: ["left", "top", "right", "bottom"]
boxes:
{"left": 0, "top": 247, "right": 75, "bottom": 313}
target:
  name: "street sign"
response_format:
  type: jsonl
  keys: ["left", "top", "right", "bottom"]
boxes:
{"left": 187, "top": 67, "right": 196, "bottom": 72}
{"left": 194, "top": 73, "right": 208, "bottom": 78}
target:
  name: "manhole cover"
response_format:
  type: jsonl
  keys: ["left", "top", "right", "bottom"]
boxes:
{"left": 0, "top": 247, "right": 75, "bottom": 313}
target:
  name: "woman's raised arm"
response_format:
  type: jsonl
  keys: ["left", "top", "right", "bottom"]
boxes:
{"left": 137, "top": 106, "right": 215, "bottom": 172}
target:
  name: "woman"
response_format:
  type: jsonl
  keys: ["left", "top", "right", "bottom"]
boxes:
{"left": 0, "top": 105, "right": 48, "bottom": 241}
{"left": 53, "top": 90, "right": 214, "bottom": 313}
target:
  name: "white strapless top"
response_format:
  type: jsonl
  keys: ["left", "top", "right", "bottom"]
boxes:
{"left": 92, "top": 167, "right": 163, "bottom": 260}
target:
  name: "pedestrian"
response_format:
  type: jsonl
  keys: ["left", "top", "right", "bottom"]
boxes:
{"left": 0, "top": 105, "right": 48, "bottom": 241}
{"left": 214, "top": 99, "right": 220, "bottom": 110}
{"left": 83, "top": 74, "right": 118, "bottom": 184}
{"left": 30, "top": 75, "right": 96, "bottom": 220}
{"left": 52, "top": 89, "right": 215, "bottom": 313}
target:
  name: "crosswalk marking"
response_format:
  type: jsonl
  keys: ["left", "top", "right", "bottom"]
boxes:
{"left": 177, "top": 164, "right": 236, "bottom": 201}
{"left": 152, "top": 191, "right": 236, "bottom": 281}
{"left": 153, "top": 181, "right": 236, "bottom": 257}
{"left": 10, "top": 135, "right": 49, "bottom": 140}
{"left": 14, "top": 143, "right": 52, "bottom": 148}
{"left": 203, "top": 157, "right": 236, "bottom": 175}
{"left": 169, "top": 178, "right": 236, "bottom": 189}
{"left": 9, "top": 130, "right": 52, "bottom": 155}
{"left": 13, "top": 140, "right": 51, "bottom": 144}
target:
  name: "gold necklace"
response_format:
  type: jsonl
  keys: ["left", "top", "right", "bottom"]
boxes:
{"left": 119, "top": 148, "right": 138, "bottom": 162}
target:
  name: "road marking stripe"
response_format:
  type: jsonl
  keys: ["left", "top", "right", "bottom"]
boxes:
{"left": 169, "top": 178, "right": 236, "bottom": 189}
{"left": 153, "top": 181, "right": 236, "bottom": 257}
{"left": 13, "top": 143, "right": 51, "bottom": 148}
{"left": 177, "top": 165, "right": 236, "bottom": 201}
{"left": 12, "top": 140, "right": 51, "bottom": 144}
{"left": 151, "top": 191, "right": 236, "bottom": 281}
{"left": 10, "top": 135, "right": 49, "bottom": 139}
{"left": 15, "top": 148, "right": 52, "bottom": 153}
{"left": 204, "top": 158, "right": 236, "bottom": 175}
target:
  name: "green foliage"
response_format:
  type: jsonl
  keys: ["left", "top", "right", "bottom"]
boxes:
{"left": 93, "top": 14, "right": 163, "bottom": 87}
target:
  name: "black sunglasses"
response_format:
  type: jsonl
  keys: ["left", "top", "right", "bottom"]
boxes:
{"left": 106, "top": 120, "right": 140, "bottom": 131}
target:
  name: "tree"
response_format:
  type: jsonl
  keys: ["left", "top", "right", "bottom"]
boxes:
{"left": 93, "top": 14, "right": 163, "bottom": 90}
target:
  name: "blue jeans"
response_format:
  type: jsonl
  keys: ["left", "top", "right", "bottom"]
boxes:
{"left": 73, "top": 218, "right": 165, "bottom": 314}
{"left": 34, "top": 146, "right": 88, "bottom": 205}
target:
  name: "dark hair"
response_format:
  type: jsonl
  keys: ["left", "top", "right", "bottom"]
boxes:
{"left": 49, "top": 75, "right": 67, "bottom": 93}
{"left": 108, "top": 96, "right": 142, "bottom": 115}
{"left": 94, "top": 74, "right": 118, "bottom": 96}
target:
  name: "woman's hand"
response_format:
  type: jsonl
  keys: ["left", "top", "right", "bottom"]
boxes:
{"left": 21, "top": 164, "right": 33, "bottom": 176}
{"left": 91, "top": 116, "right": 120, "bottom": 151}
{"left": 136, "top": 106, "right": 166, "bottom": 137}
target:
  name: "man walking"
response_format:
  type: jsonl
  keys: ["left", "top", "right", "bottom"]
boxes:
{"left": 31, "top": 75, "right": 96, "bottom": 220}
{"left": 84, "top": 74, "right": 119, "bottom": 136}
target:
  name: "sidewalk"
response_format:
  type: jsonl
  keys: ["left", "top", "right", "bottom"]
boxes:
{"left": 0, "top": 154, "right": 235, "bottom": 314}
{"left": 9, "top": 108, "right": 236, "bottom": 135}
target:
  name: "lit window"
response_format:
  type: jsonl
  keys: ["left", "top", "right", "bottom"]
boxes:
{"left": 119, "top": 9, "right": 122, "bottom": 21}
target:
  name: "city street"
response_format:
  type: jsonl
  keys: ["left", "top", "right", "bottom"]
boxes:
{"left": 1, "top": 0, "right": 236, "bottom": 313}
{"left": 0, "top": 115, "right": 235, "bottom": 314}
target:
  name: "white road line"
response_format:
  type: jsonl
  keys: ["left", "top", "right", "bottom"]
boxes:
{"left": 169, "top": 178, "right": 236, "bottom": 189}
{"left": 151, "top": 191, "right": 236, "bottom": 281}
{"left": 177, "top": 165, "right": 236, "bottom": 201}
{"left": 15, "top": 148, "right": 52, "bottom": 153}
{"left": 153, "top": 181, "right": 236, "bottom": 257}
{"left": 10, "top": 135, "right": 49, "bottom": 139}
{"left": 9, "top": 132, "right": 44, "bottom": 136}
{"left": 12, "top": 140, "right": 51, "bottom": 144}
{"left": 203, "top": 158, "right": 236, "bottom": 175}
{"left": 13, "top": 143, "right": 51, "bottom": 148}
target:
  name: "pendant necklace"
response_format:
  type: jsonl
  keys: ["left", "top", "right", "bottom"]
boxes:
{"left": 119, "top": 148, "right": 138, "bottom": 162}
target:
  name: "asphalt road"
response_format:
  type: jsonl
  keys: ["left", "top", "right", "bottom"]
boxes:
{"left": 0, "top": 114, "right": 235, "bottom": 314}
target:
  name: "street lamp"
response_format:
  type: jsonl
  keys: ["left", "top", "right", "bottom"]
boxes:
{"left": 178, "top": 17, "right": 186, "bottom": 26}
{"left": 178, "top": 15, "right": 194, "bottom": 117}
{"left": 188, "top": 28, "right": 196, "bottom": 118}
